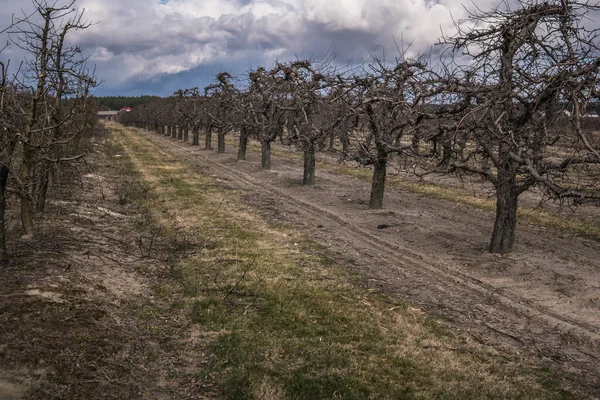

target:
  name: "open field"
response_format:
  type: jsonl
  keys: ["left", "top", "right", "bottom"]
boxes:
{"left": 1, "top": 122, "right": 598, "bottom": 399}
{"left": 135, "top": 125, "right": 600, "bottom": 395}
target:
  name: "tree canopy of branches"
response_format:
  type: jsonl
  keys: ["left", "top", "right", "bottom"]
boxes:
{"left": 269, "top": 61, "right": 332, "bottom": 185}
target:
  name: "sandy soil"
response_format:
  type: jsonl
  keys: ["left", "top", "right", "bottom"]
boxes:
{"left": 140, "top": 130, "right": 600, "bottom": 395}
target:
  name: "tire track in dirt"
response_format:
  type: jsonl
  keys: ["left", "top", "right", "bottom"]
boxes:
{"left": 137, "top": 130, "right": 600, "bottom": 393}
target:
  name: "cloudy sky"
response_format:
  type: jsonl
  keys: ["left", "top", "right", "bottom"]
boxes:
{"left": 0, "top": 0, "right": 499, "bottom": 97}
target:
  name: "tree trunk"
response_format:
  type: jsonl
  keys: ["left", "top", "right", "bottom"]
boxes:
{"left": 20, "top": 146, "right": 35, "bottom": 236}
{"left": 369, "top": 155, "right": 387, "bottom": 209}
{"left": 184, "top": 127, "right": 189, "bottom": 143}
{"left": 328, "top": 134, "right": 335, "bottom": 152}
{"left": 489, "top": 154, "right": 519, "bottom": 254}
{"left": 177, "top": 126, "right": 183, "bottom": 140}
{"left": 35, "top": 163, "right": 51, "bottom": 213}
{"left": 411, "top": 135, "right": 420, "bottom": 151}
{"left": 238, "top": 129, "right": 248, "bottom": 160}
{"left": 341, "top": 132, "right": 350, "bottom": 153}
{"left": 303, "top": 146, "right": 316, "bottom": 186}
{"left": 205, "top": 127, "right": 212, "bottom": 150}
{"left": 0, "top": 165, "right": 9, "bottom": 263}
{"left": 440, "top": 141, "right": 452, "bottom": 171}
{"left": 261, "top": 141, "right": 271, "bottom": 170}
{"left": 217, "top": 130, "right": 226, "bottom": 154}
{"left": 171, "top": 125, "right": 177, "bottom": 139}
{"left": 192, "top": 127, "right": 199, "bottom": 146}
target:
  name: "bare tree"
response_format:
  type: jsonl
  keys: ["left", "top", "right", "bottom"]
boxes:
{"left": 441, "top": 0, "right": 600, "bottom": 253}
{"left": 236, "top": 89, "right": 255, "bottom": 161}
{"left": 244, "top": 66, "right": 286, "bottom": 170}
{"left": 205, "top": 72, "right": 237, "bottom": 154}
{"left": 274, "top": 60, "right": 333, "bottom": 185}
{"left": 9, "top": 0, "right": 97, "bottom": 236}
{"left": 344, "top": 59, "right": 435, "bottom": 208}
{"left": 0, "top": 0, "right": 98, "bottom": 262}
{"left": 0, "top": 61, "right": 16, "bottom": 263}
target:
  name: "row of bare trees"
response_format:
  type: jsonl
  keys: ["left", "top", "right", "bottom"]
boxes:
{"left": 122, "top": 0, "right": 600, "bottom": 254}
{"left": 0, "top": 1, "right": 98, "bottom": 263}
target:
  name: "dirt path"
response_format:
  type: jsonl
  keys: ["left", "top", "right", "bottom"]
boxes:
{"left": 138, "top": 129, "right": 600, "bottom": 394}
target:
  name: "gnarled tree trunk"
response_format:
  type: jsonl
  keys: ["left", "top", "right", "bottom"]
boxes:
{"left": 238, "top": 127, "right": 249, "bottom": 160}
{"left": 205, "top": 126, "right": 212, "bottom": 150}
{"left": 19, "top": 145, "right": 35, "bottom": 236}
{"left": 489, "top": 149, "right": 519, "bottom": 253}
{"left": 35, "top": 161, "right": 51, "bottom": 213}
{"left": 303, "top": 146, "right": 316, "bottom": 186}
{"left": 217, "top": 129, "right": 226, "bottom": 154}
{"left": 192, "top": 127, "right": 199, "bottom": 146}
{"left": 261, "top": 141, "right": 271, "bottom": 170}
{"left": 369, "top": 154, "right": 387, "bottom": 209}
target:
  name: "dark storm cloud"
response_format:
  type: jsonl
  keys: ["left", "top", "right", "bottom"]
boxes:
{"left": 0, "top": 0, "right": 505, "bottom": 95}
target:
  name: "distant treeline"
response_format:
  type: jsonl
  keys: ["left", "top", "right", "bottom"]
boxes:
{"left": 93, "top": 95, "right": 160, "bottom": 111}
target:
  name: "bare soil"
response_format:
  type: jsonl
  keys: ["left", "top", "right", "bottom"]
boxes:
{"left": 140, "top": 130, "right": 600, "bottom": 395}
{"left": 0, "top": 139, "right": 217, "bottom": 399}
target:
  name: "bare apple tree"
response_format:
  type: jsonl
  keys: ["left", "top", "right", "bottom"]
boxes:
{"left": 204, "top": 72, "right": 238, "bottom": 154}
{"left": 10, "top": 1, "right": 98, "bottom": 237}
{"left": 244, "top": 66, "right": 287, "bottom": 169}
{"left": 274, "top": 60, "right": 336, "bottom": 185}
{"left": 0, "top": 0, "right": 98, "bottom": 262}
{"left": 440, "top": 0, "right": 600, "bottom": 253}
{"left": 344, "top": 59, "right": 437, "bottom": 209}
{"left": 0, "top": 59, "right": 16, "bottom": 263}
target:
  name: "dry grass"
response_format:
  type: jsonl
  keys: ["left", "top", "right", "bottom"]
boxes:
{"left": 114, "top": 126, "right": 581, "bottom": 399}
